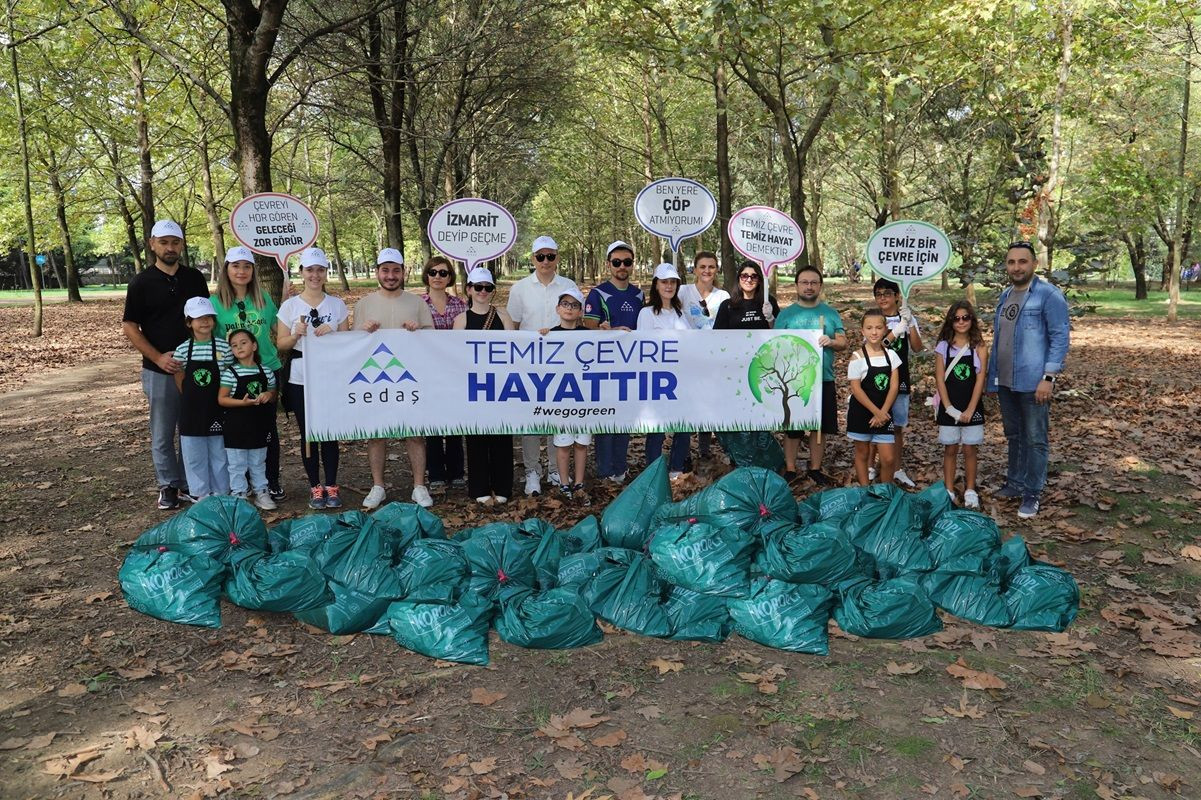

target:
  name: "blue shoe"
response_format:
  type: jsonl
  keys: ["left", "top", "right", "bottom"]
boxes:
{"left": 308, "top": 486, "right": 327, "bottom": 510}
{"left": 995, "top": 483, "right": 1023, "bottom": 499}
{"left": 1018, "top": 496, "right": 1040, "bottom": 519}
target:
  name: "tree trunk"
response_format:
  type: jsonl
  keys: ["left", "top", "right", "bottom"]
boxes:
{"left": 131, "top": 51, "right": 156, "bottom": 246}
{"left": 714, "top": 61, "right": 735, "bottom": 288}
{"left": 1124, "top": 231, "right": 1148, "bottom": 300}
{"left": 7, "top": 5, "right": 42, "bottom": 334}
{"left": 1037, "top": 7, "right": 1073, "bottom": 275}
{"left": 1167, "top": 22, "right": 1192, "bottom": 323}
{"left": 323, "top": 143, "right": 350, "bottom": 292}
{"left": 47, "top": 250, "right": 64, "bottom": 289}
{"left": 46, "top": 154, "right": 82, "bottom": 301}
{"left": 198, "top": 124, "right": 226, "bottom": 267}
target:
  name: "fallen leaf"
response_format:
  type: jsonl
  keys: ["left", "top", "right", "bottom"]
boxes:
{"left": 204, "top": 754, "right": 235, "bottom": 779}
{"left": 41, "top": 746, "right": 104, "bottom": 777}
{"left": 635, "top": 705, "right": 661, "bottom": 720}
{"left": 1084, "top": 693, "right": 1112, "bottom": 709}
{"left": 72, "top": 769, "right": 124, "bottom": 783}
{"left": 946, "top": 754, "right": 967, "bottom": 771}
{"left": 124, "top": 726, "right": 161, "bottom": 751}
{"left": 469, "top": 756, "right": 497, "bottom": 774}
{"left": 620, "top": 753, "right": 667, "bottom": 774}
{"left": 0, "top": 737, "right": 27, "bottom": 751}
{"left": 362, "top": 733, "right": 391, "bottom": 751}
{"left": 56, "top": 683, "right": 88, "bottom": 698}
{"left": 1167, "top": 706, "right": 1195, "bottom": 720}
{"left": 945, "top": 691, "right": 986, "bottom": 719}
{"left": 1143, "top": 551, "right": 1177, "bottom": 565}
{"left": 553, "top": 756, "right": 585, "bottom": 780}
{"left": 647, "top": 657, "right": 683, "bottom": 675}
{"left": 1105, "top": 575, "right": 1140, "bottom": 592}
{"left": 1023, "top": 760, "right": 1046, "bottom": 775}
{"left": 752, "top": 747, "right": 805, "bottom": 783}
{"left": 1180, "top": 545, "right": 1201, "bottom": 561}
{"left": 469, "top": 688, "right": 507, "bottom": 706}
{"left": 1014, "top": 787, "right": 1042, "bottom": 798}
{"left": 946, "top": 658, "right": 1007, "bottom": 690}
{"left": 886, "top": 661, "right": 923, "bottom": 675}
{"left": 84, "top": 592, "right": 113, "bottom": 604}
{"left": 592, "top": 729, "right": 627, "bottom": 748}
{"left": 443, "top": 753, "right": 468, "bottom": 768}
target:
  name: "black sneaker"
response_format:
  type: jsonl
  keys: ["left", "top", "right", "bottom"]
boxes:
{"left": 807, "top": 469, "right": 833, "bottom": 487}
{"left": 559, "top": 484, "right": 575, "bottom": 500}
{"left": 178, "top": 488, "right": 198, "bottom": 504}
{"left": 269, "top": 485, "right": 286, "bottom": 501}
{"left": 573, "top": 483, "right": 590, "bottom": 507}
{"left": 157, "top": 486, "right": 180, "bottom": 510}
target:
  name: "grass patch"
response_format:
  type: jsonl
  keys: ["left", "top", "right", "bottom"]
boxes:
{"left": 890, "top": 735, "right": 936, "bottom": 758}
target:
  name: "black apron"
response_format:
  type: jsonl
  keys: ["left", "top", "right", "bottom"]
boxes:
{"left": 223, "top": 364, "right": 273, "bottom": 449}
{"left": 936, "top": 344, "right": 986, "bottom": 427}
{"left": 886, "top": 315, "right": 910, "bottom": 393}
{"left": 180, "top": 339, "right": 222, "bottom": 437}
{"left": 847, "top": 346, "right": 895, "bottom": 435}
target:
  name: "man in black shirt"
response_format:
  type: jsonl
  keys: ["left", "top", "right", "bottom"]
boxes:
{"left": 121, "top": 220, "right": 210, "bottom": 509}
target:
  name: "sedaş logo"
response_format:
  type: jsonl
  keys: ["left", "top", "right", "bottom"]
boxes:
{"left": 346, "top": 342, "right": 420, "bottom": 405}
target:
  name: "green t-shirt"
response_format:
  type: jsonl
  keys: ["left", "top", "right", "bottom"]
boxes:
{"left": 774, "top": 301, "right": 844, "bottom": 382}
{"left": 212, "top": 293, "right": 282, "bottom": 371}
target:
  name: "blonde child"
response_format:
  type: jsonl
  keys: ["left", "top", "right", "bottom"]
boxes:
{"left": 847, "top": 309, "right": 901, "bottom": 486}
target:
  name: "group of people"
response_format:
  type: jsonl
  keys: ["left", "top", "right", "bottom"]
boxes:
{"left": 123, "top": 223, "right": 1068, "bottom": 521}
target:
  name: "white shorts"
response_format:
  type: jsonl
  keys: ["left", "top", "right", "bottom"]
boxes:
{"left": 553, "top": 433, "right": 592, "bottom": 448}
{"left": 938, "top": 425, "right": 984, "bottom": 446}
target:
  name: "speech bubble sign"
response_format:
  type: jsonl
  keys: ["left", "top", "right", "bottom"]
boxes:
{"left": 634, "top": 177, "right": 718, "bottom": 254}
{"left": 865, "top": 219, "right": 952, "bottom": 299}
{"left": 230, "top": 192, "right": 319, "bottom": 270}
{"left": 728, "top": 205, "right": 805, "bottom": 277}
{"left": 426, "top": 198, "right": 518, "bottom": 271}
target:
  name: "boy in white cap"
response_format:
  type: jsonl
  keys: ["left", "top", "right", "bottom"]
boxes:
{"left": 353, "top": 247, "right": 436, "bottom": 509}
{"left": 505, "top": 235, "right": 580, "bottom": 495}
{"left": 122, "top": 220, "right": 211, "bottom": 510}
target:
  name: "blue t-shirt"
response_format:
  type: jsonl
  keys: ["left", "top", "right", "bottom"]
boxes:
{"left": 584, "top": 281, "right": 643, "bottom": 329}
{"left": 774, "top": 301, "right": 844, "bottom": 382}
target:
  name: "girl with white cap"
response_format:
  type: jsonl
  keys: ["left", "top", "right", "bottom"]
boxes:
{"left": 636, "top": 264, "right": 691, "bottom": 480}
{"left": 275, "top": 247, "right": 350, "bottom": 509}
{"left": 173, "top": 296, "right": 233, "bottom": 499}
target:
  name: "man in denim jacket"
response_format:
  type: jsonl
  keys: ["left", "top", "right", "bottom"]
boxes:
{"left": 987, "top": 242, "right": 1070, "bottom": 519}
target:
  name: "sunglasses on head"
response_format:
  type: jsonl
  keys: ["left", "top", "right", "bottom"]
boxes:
{"left": 426, "top": 268, "right": 451, "bottom": 278}
{"left": 471, "top": 283, "right": 496, "bottom": 293}
{"left": 610, "top": 258, "right": 634, "bottom": 268}
{"left": 535, "top": 253, "right": 557, "bottom": 262}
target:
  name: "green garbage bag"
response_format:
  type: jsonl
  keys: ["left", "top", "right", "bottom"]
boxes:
{"left": 913, "top": 481, "right": 954, "bottom": 530}
{"left": 925, "top": 511, "right": 1001, "bottom": 575}
{"left": 798, "top": 486, "right": 870, "bottom": 524}
{"left": 582, "top": 549, "right": 672, "bottom": 637}
{"left": 224, "top": 548, "right": 331, "bottom": 613}
{"left": 293, "top": 560, "right": 403, "bottom": 634}
{"left": 662, "top": 585, "right": 732, "bottom": 642}
{"left": 601, "top": 456, "right": 670, "bottom": 550}
{"left": 753, "top": 519, "right": 864, "bottom": 586}
{"left": 1003, "top": 565, "right": 1079, "bottom": 632}
{"left": 395, "top": 538, "right": 468, "bottom": 604}
{"left": 372, "top": 501, "right": 446, "bottom": 549}
{"left": 120, "top": 547, "right": 225, "bottom": 628}
{"left": 920, "top": 572, "right": 1013, "bottom": 627}
{"left": 647, "top": 520, "right": 754, "bottom": 597}
{"left": 715, "top": 431, "right": 785, "bottom": 471}
{"left": 653, "top": 467, "right": 798, "bottom": 532}
{"left": 462, "top": 526, "right": 539, "bottom": 602}
{"left": 729, "top": 578, "right": 834, "bottom": 654}
{"left": 495, "top": 585, "right": 602, "bottom": 649}
{"left": 556, "top": 550, "right": 604, "bottom": 588}
{"left": 531, "top": 516, "right": 603, "bottom": 589}
{"left": 841, "top": 485, "right": 933, "bottom": 574}
{"left": 386, "top": 591, "right": 494, "bottom": 665}
{"left": 564, "top": 515, "right": 602, "bottom": 554}
{"left": 833, "top": 576, "right": 943, "bottom": 639}
{"left": 991, "top": 534, "right": 1032, "bottom": 583}
{"left": 268, "top": 515, "right": 334, "bottom": 554}
{"left": 135, "top": 495, "right": 268, "bottom": 564}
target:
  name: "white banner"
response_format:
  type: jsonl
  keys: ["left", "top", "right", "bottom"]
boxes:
{"left": 301, "top": 329, "right": 824, "bottom": 440}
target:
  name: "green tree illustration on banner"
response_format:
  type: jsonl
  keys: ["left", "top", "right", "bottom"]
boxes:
{"left": 747, "top": 336, "right": 820, "bottom": 428}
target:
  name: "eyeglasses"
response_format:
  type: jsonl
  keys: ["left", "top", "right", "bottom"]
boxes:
{"left": 535, "top": 253, "right": 557, "bottom": 263}
{"left": 610, "top": 258, "right": 634, "bottom": 268}
{"left": 558, "top": 300, "right": 581, "bottom": 309}
{"left": 236, "top": 300, "right": 248, "bottom": 322}
{"left": 426, "top": 268, "right": 451, "bottom": 278}
{"left": 471, "top": 284, "right": 496, "bottom": 293}
{"left": 953, "top": 314, "right": 973, "bottom": 322}
{"left": 873, "top": 290, "right": 896, "bottom": 297}
{"left": 738, "top": 273, "right": 759, "bottom": 282}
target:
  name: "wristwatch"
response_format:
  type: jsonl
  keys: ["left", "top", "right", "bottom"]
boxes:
{"left": 1042, "top": 374, "right": 1058, "bottom": 383}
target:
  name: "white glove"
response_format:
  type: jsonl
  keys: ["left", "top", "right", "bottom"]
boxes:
{"left": 900, "top": 305, "right": 917, "bottom": 326}
{"left": 889, "top": 320, "right": 908, "bottom": 338}
{"left": 945, "top": 405, "right": 963, "bottom": 420}
{"left": 761, "top": 300, "right": 774, "bottom": 321}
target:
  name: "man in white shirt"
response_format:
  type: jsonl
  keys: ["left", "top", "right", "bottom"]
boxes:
{"left": 505, "top": 235, "right": 580, "bottom": 495}
{"left": 353, "top": 248, "right": 436, "bottom": 509}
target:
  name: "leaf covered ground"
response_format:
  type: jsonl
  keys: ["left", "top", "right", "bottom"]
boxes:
{"left": 0, "top": 287, "right": 1199, "bottom": 800}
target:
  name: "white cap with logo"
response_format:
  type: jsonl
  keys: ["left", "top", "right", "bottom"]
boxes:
{"left": 653, "top": 263, "right": 681, "bottom": 281}
{"left": 377, "top": 247, "right": 404, "bottom": 266}
{"left": 183, "top": 296, "right": 217, "bottom": 319}
{"left": 558, "top": 287, "right": 584, "bottom": 305}
{"left": 531, "top": 236, "right": 558, "bottom": 253}
{"left": 151, "top": 220, "right": 184, "bottom": 239}
{"left": 225, "top": 245, "right": 254, "bottom": 264}
{"left": 300, "top": 247, "right": 329, "bottom": 269}
{"left": 467, "top": 267, "right": 494, "bottom": 285}
{"left": 606, "top": 240, "right": 633, "bottom": 258}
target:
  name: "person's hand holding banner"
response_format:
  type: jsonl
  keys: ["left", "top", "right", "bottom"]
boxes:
{"left": 865, "top": 220, "right": 952, "bottom": 301}
{"left": 634, "top": 178, "right": 717, "bottom": 254}
{"left": 427, "top": 198, "right": 518, "bottom": 271}
{"left": 728, "top": 206, "right": 805, "bottom": 278}
{"left": 230, "top": 192, "right": 319, "bottom": 270}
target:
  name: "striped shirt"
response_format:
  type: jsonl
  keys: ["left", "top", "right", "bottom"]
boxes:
{"left": 173, "top": 338, "right": 233, "bottom": 367}
{"left": 220, "top": 363, "right": 277, "bottom": 393}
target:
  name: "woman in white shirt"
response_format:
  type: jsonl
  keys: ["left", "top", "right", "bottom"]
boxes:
{"left": 677, "top": 251, "right": 730, "bottom": 331}
{"left": 274, "top": 247, "right": 350, "bottom": 510}
{"left": 637, "top": 263, "right": 691, "bottom": 479}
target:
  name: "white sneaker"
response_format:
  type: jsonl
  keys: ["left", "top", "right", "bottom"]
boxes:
{"left": 362, "top": 484, "right": 386, "bottom": 510}
{"left": 524, "top": 471, "right": 541, "bottom": 496}
{"left": 411, "top": 485, "right": 433, "bottom": 508}
{"left": 868, "top": 467, "right": 878, "bottom": 481}
{"left": 475, "top": 495, "right": 493, "bottom": 506}
{"left": 669, "top": 471, "right": 684, "bottom": 482}
{"left": 547, "top": 471, "right": 562, "bottom": 487}
{"left": 253, "top": 491, "right": 277, "bottom": 511}
{"left": 893, "top": 469, "right": 916, "bottom": 488}
{"left": 963, "top": 489, "right": 980, "bottom": 510}
{"left": 947, "top": 489, "right": 957, "bottom": 504}
{"left": 494, "top": 495, "right": 507, "bottom": 504}
{"left": 608, "top": 472, "right": 626, "bottom": 485}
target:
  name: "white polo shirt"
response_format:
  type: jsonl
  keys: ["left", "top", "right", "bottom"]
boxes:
{"left": 505, "top": 271, "right": 580, "bottom": 331}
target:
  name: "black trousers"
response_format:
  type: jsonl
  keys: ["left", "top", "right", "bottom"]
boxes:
{"left": 466, "top": 435, "right": 513, "bottom": 498}
{"left": 284, "top": 383, "right": 339, "bottom": 487}
{"left": 427, "top": 436, "right": 464, "bottom": 482}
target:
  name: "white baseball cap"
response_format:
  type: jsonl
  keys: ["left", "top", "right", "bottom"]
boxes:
{"left": 183, "top": 296, "right": 217, "bottom": 319}
{"left": 225, "top": 245, "right": 254, "bottom": 264}
{"left": 151, "top": 220, "right": 183, "bottom": 239}
{"left": 557, "top": 287, "right": 584, "bottom": 305}
{"left": 467, "top": 267, "right": 494, "bottom": 285}
{"left": 300, "top": 247, "right": 329, "bottom": 269}
{"left": 653, "top": 263, "right": 681, "bottom": 281}
{"left": 606, "top": 240, "right": 634, "bottom": 258}
{"left": 377, "top": 247, "right": 404, "bottom": 266}
{"left": 531, "top": 236, "right": 559, "bottom": 253}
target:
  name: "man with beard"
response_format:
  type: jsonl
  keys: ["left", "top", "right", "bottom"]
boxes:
{"left": 987, "top": 241, "right": 1070, "bottom": 519}
{"left": 583, "top": 241, "right": 644, "bottom": 482}
{"left": 122, "top": 220, "right": 210, "bottom": 510}
{"left": 353, "top": 248, "right": 436, "bottom": 509}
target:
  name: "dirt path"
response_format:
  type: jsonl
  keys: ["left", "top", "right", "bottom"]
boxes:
{"left": 1, "top": 317, "right": 1200, "bottom": 800}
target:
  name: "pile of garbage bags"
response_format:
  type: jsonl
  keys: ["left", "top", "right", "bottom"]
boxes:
{"left": 120, "top": 460, "right": 1079, "bottom": 665}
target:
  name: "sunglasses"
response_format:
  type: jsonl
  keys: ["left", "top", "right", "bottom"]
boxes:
{"left": 309, "top": 308, "right": 321, "bottom": 325}
{"left": 739, "top": 273, "right": 760, "bottom": 282}
{"left": 610, "top": 258, "right": 634, "bottom": 268}
{"left": 558, "top": 300, "right": 581, "bottom": 309}
{"left": 953, "top": 314, "right": 973, "bottom": 322}
{"left": 236, "top": 300, "right": 248, "bottom": 322}
{"left": 699, "top": 298, "right": 709, "bottom": 317}
{"left": 471, "top": 284, "right": 496, "bottom": 293}
{"left": 426, "top": 268, "right": 451, "bottom": 278}
{"left": 535, "top": 253, "right": 557, "bottom": 262}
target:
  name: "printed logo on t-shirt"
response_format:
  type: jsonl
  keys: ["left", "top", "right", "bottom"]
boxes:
{"left": 1002, "top": 302, "right": 1020, "bottom": 321}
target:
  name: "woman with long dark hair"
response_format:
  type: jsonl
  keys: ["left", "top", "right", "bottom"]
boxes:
{"left": 712, "top": 260, "right": 778, "bottom": 330}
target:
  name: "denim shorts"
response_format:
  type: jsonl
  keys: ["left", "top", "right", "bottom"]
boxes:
{"left": 847, "top": 431, "right": 895, "bottom": 444}
{"left": 891, "top": 393, "right": 910, "bottom": 427}
{"left": 938, "top": 425, "right": 984, "bottom": 446}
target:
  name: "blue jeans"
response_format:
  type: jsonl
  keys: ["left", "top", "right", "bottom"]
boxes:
{"left": 227, "top": 447, "right": 268, "bottom": 495}
{"left": 594, "top": 433, "right": 630, "bottom": 479}
{"left": 997, "top": 387, "right": 1050, "bottom": 499}
{"left": 645, "top": 433, "right": 691, "bottom": 472}
{"left": 141, "top": 369, "right": 184, "bottom": 488}
{"left": 181, "top": 435, "right": 230, "bottom": 497}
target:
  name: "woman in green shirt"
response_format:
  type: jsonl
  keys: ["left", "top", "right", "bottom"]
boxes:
{"left": 211, "top": 246, "right": 285, "bottom": 500}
